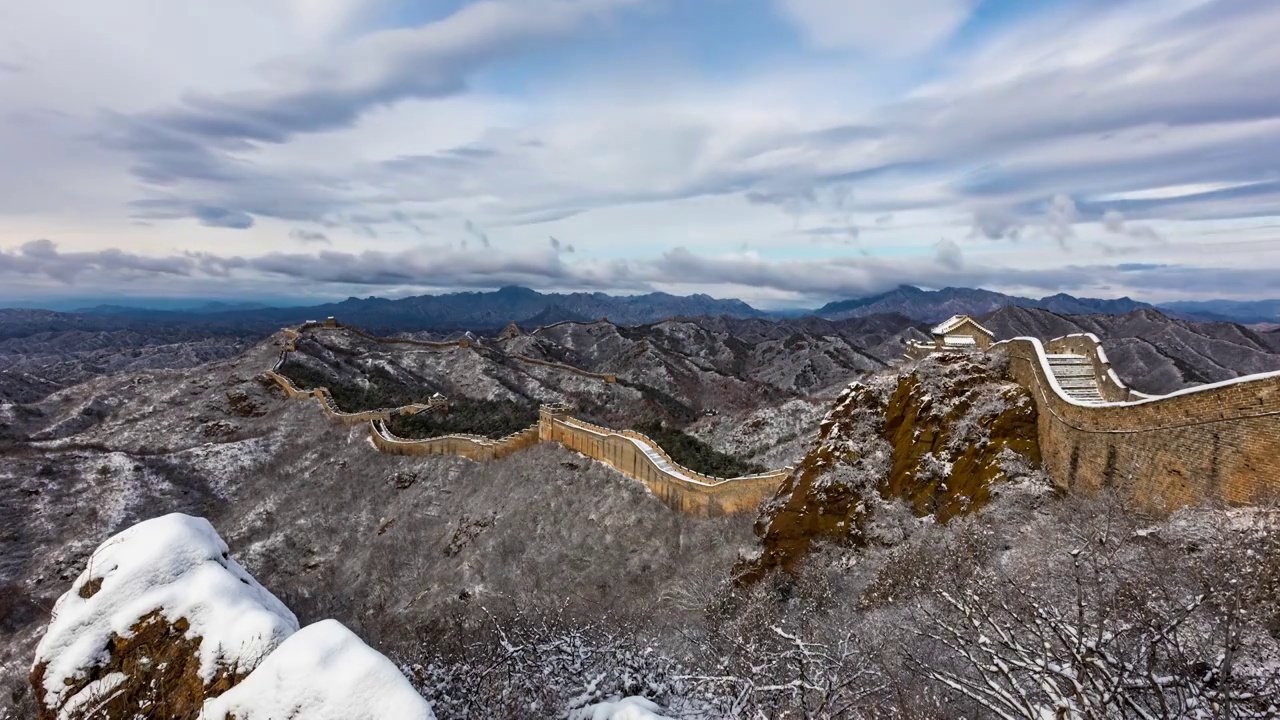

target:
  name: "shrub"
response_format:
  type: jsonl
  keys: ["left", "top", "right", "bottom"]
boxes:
{"left": 278, "top": 360, "right": 430, "bottom": 412}
{"left": 633, "top": 422, "right": 766, "bottom": 478}
{"left": 387, "top": 399, "right": 538, "bottom": 440}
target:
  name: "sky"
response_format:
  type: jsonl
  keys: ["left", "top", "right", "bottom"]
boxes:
{"left": 2, "top": 0, "right": 1279, "bottom": 308}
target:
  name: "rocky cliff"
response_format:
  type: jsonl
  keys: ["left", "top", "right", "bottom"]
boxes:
{"left": 744, "top": 352, "right": 1044, "bottom": 581}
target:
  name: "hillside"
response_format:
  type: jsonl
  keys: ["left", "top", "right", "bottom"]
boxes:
{"left": 0, "top": 333, "right": 757, "bottom": 714}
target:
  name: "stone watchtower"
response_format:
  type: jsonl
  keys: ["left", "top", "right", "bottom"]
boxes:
{"left": 538, "top": 403, "right": 572, "bottom": 441}
{"left": 929, "top": 314, "right": 994, "bottom": 351}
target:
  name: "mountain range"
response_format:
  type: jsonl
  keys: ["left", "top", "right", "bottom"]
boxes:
{"left": 17, "top": 284, "right": 1275, "bottom": 330}
{"left": 813, "top": 286, "right": 1155, "bottom": 323}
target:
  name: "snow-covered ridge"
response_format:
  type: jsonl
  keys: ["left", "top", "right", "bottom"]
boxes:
{"left": 204, "top": 620, "right": 435, "bottom": 720}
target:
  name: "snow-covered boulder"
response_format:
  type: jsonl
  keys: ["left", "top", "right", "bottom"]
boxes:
{"left": 204, "top": 619, "right": 435, "bottom": 720}
{"left": 30, "top": 513, "right": 299, "bottom": 720}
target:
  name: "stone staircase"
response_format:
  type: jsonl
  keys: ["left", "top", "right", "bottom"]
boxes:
{"left": 1045, "top": 354, "right": 1105, "bottom": 403}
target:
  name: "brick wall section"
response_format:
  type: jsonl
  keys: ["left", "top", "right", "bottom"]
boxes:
{"left": 369, "top": 422, "right": 541, "bottom": 461}
{"left": 507, "top": 354, "right": 617, "bottom": 382}
{"left": 539, "top": 408, "right": 792, "bottom": 516}
{"left": 998, "top": 337, "right": 1280, "bottom": 511}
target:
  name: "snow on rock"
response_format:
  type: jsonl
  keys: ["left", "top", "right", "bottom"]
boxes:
{"left": 203, "top": 619, "right": 436, "bottom": 720}
{"left": 570, "top": 696, "right": 674, "bottom": 720}
{"left": 31, "top": 513, "right": 298, "bottom": 717}
{"left": 745, "top": 352, "right": 1046, "bottom": 581}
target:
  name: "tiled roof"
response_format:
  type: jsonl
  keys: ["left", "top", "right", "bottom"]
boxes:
{"left": 931, "top": 314, "right": 994, "bottom": 337}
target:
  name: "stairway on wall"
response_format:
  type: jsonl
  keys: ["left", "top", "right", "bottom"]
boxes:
{"left": 1045, "top": 354, "right": 1105, "bottom": 403}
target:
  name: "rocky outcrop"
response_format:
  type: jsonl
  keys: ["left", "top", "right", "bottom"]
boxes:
{"left": 498, "top": 321, "right": 524, "bottom": 341}
{"left": 30, "top": 514, "right": 298, "bottom": 719}
{"left": 29, "top": 513, "right": 433, "bottom": 720}
{"left": 744, "top": 352, "right": 1043, "bottom": 580}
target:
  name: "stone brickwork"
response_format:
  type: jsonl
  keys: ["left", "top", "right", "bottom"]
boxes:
{"left": 509, "top": 354, "right": 617, "bottom": 382}
{"left": 1043, "top": 333, "right": 1141, "bottom": 402}
{"left": 539, "top": 408, "right": 792, "bottom": 516}
{"left": 997, "top": 336, "right": 1280, "bottom": 511}
{"left": 369, "top": 421, "right": 541, "bottom": 461}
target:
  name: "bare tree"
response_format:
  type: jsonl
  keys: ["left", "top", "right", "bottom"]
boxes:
{"left": 909, "top": 504, "right": 1280, "bottom": 719}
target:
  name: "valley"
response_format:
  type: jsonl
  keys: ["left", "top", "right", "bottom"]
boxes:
{"left": 3, "top": 302, "right": 1280, "bottom": 718}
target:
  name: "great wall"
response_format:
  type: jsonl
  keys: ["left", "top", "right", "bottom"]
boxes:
{"left": 997, "top": 333, "right": 1280, "bottom": 510}
{"left": 263, "top": 321, "right": 793, "bottom": 516}
{"left": 262, "top": 319, "right": 1280, "bottom": 517}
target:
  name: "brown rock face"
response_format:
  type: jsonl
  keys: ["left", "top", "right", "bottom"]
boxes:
{"left": 743, "top": 352, "right": 1041, "bottom": 581}
{"left": 881, "top": 353, "right": 1040, "bottom": 522}
{"left": 30, "top": 612, "right": 245, "bottom": 720}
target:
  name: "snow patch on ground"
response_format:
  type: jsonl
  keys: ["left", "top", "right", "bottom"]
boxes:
{"left": 170, "top": 437, "right": 276, "bottom": 498}
{"left": 204, "top": 619, "right": 435, "bottom": 720}
{"left": 33, "top": 513, "right": 299, "bottom": 709}
{"left": 570, "top": 696, "right": 674, "bottom": 720}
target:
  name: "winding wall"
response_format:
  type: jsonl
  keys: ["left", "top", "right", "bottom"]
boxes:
{"left": 996, "top": 335, "right": 1280, "bottom": 510}
{"left": 369, "top": 421, "right": 541, "bottom": 461}
{"left": 265, "top": 325, "right": 790, "bottom": 516}
{"left": 540, "top": 409, "right": 792, "bottom": 516}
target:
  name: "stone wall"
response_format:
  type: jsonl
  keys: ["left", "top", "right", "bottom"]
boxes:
{"left": 508, "top": 354, "right": 617, "bottom": 382}
{"left": 1043, "top": 333, "right": 1139, "bottom": 402}
{"left": 369, "top": 421, "right": 541, "bottom": 461}
{"left": 339, "top": 325, "right": 471, "bottom": 349}
{"left": 262, "top": 371, "right": 396, "bottom": 426}
{"left": 997, "top": 337, "right": 1280, "bottom": 511}
{"left": 539, "top": 407, "right": 792, "bottom": 516}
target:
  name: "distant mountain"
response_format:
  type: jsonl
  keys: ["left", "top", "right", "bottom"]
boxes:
{"left": 982, "top": 306, "right": 1280, "bottom": 394}
{"left": 1159, "top": 299, "right": 1280, "bottom": 324}
{"left": 76, "top": 301, "right": 273, "bottom": 315}
{"left": 519, "top": 303, "right": 592, "bottom": 327}
{"left": 23, "top": 285, "right": 1280, "bottom": 332}
{"left": 816, "top": 286, "right": 1153, "bottom": 323}
{"left": 200, "top": 285, "right": 767, "bottom": 332}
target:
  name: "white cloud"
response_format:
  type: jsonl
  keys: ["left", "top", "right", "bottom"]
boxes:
{"left": 282, "top": 0, "right": 392, "bottom": 41}
{"left": 2, "top": 0, "right": 1280, "bottom": 301}
{"left": 774, "top": 0, "right": 975, "bottom": 56}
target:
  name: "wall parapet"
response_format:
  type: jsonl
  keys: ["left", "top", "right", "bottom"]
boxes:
{"left": 993, "top": 335, "right": 1280, "bottom": 510}
{"left": 545, "top": 415, "right": 792, "bottom": 515}
{"left": 369, "top": 420, "right": 540, "bottom": 460}
{"left": 1043, "top": 333, "right": 1134, "bottom": 403}
{"left": 508, "top": 354, "right": 617, "bottom": 382}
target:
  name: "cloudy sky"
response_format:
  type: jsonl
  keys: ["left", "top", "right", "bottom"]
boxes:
{"left": 2, "top": 0, "right": 1279, "bottom": 308}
